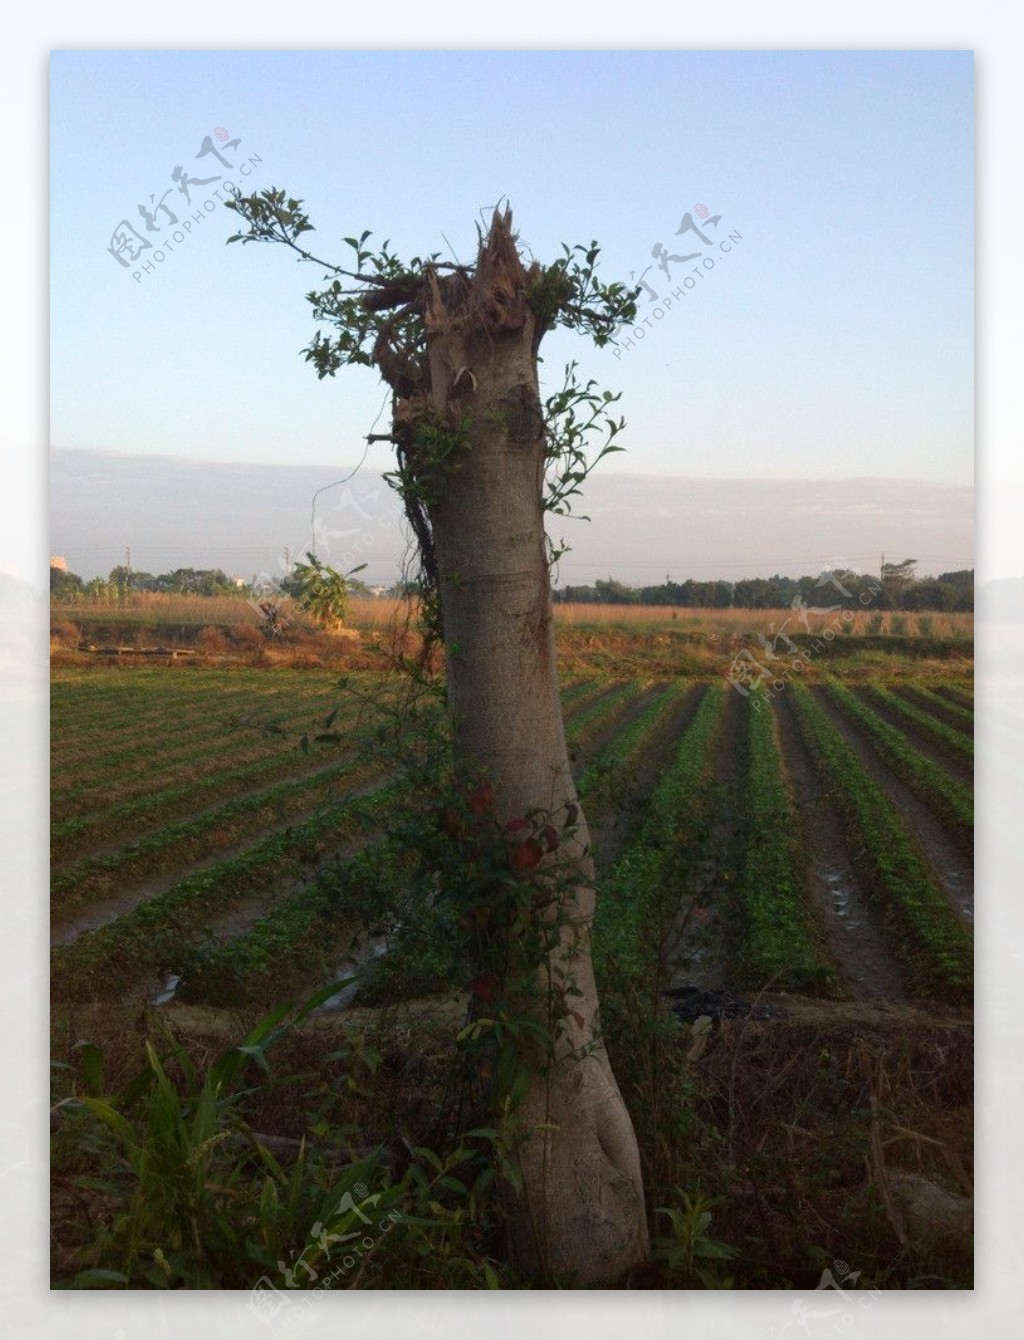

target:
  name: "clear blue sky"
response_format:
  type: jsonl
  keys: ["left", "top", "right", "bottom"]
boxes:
{"left": 50, "top": 49, "right": 973, "bottom": 484}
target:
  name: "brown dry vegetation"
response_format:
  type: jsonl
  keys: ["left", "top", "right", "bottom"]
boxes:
{"left": 50, "top": 595, "right": 974, "bottom": 684}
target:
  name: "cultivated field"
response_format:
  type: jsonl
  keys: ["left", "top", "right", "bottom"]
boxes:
{"left": 50, "top": 616, "right": 974, "bottom": 1289}
{"left": 51, "top": 664, "right": 973, "bottom": 1009}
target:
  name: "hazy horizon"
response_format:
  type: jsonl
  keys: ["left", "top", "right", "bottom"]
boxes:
{"left": 50, "top": 446, "right": 973, "bottom": 589}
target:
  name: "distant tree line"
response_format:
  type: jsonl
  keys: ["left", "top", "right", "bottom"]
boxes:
{"left": 51, "top": 565, "right": 248, "bottom": 600}
{"left": 50, "top": 563, "right": 376, "bottom": 602}
{"left": 51, "top": 559, "right": 973, "bottom": 612}
{"left": 552, "top": 562, "right": 973, "bottom": 611}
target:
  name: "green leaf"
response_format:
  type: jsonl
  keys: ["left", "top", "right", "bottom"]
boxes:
{"left": 78, "top": 1097, "right": 134, "bottom": 1144}
{"left": 71, "top": 1268, "right": 130, "bottom": 1288}
{"left": 71, "top": 1040, "right": 105, "bottom": 1097}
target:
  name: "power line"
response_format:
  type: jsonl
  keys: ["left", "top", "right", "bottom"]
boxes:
{"left": 309, "top": 391, "right": 390, "bottom": 556}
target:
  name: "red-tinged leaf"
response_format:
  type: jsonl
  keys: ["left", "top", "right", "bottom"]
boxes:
{"left": 510, "top": 839, "right": 544, "bottom": 871}
{"left": 504, "top": 817, "right": 531, "bottom": 834}
{"left": 468, "top": 782, "right": 495, "bottom": 815}
{"left": 542, "top": 825, "right": 560, "bottom": 851}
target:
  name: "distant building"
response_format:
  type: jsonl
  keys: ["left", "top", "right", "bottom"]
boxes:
{"left": 50, "top": 556, "right": 68, "bottom": 572}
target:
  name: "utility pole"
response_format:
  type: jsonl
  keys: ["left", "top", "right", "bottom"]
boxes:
{"left": 125, "top": 544, "right": 131, "bottom": 574}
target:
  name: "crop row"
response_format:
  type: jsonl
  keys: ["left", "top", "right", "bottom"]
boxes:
{"left": 52, "top": 742, "right": 368, "bottom": 867}
{"left": 56, "top": 677, "right": 600, "bottom": 835}
{"left": 50, "top": 680, "right": 654, "bottom": 1000}
{"left": 53, "top": 672, "right": 598, "bottom": 791}
{"left": 54, "top": 675, "right": 609, "bottom": 819}
{"left": 178, "top": 683, "right": 698, "bottom": 1009}
{"left": 53, "top": 673, "right": 313, "bottom": 758}
{"left": 51, "top": 781, "right": 404, "bottom": 1001}
{"left": 574, "top": 681, "right": 687, "bottom": 799}
{"left": 51, "top": 756, "right": 387, "bottom": 918}
{"left": 734, "top": 696, "right": 835, "bottom": 992}
{"left": 172, "top": 837, "right": 414, "bottom": 1007}
{"left": 788, "top": 684, "right": 972, "bottom": 1001}
{"left": 563, "top": 680, "right": 648, "bottom": 753}
{"left": 593, "top": 683, "right": 724, "bottom": 998}
{"left": 51, "top": 680, "right": 403, "bottom": 851}
{"left": 823, "top": 682, "right": 973, "bottom": 853}
{"left": 933, "top": 682, "right": 973, "bottom": 710}
{"left": 862, "top": 684, "right": 973, "bottom": 765}
{"left": 893, "top": 684, "right": 974, "bottom": 737}
{"left": 54, "top": 681, "right": 372, "bottom": 782}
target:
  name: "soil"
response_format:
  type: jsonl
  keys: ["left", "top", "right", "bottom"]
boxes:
{"left": 585, "top": 681, "right": 707, "bottom": 874}
{"left": 855, "top": 687, "right": 972, "bottom": 787}
{"left": 774, "top": 690, "right": 908, "bottom": 1000}
{"left": 50, "top": 777, "right": 387, "bottom": 948}
{"left": 892, "top": 684, "right": 973, "bottom": 733}
{"left": 810, "top": 687, "right": 974, "bottom": 923}
{"left": 51, "top": 753, "right": 363, "bottom": 871}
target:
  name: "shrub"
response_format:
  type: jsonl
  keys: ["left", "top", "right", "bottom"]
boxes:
{"left": 51, "top": 621, "right": 81, "bottom": 649}
{"left": 196, "top": 626, "right": 231, "bottom": 654}
{"left": 229, "top": 624, "right": 264, "bottom": 651}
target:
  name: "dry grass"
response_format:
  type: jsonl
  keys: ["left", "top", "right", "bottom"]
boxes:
{"left": 52, "top": 593, "right": 973, "bottom": 643}
{"left": 52, "top": 592, "right": 274, "bottom": 626}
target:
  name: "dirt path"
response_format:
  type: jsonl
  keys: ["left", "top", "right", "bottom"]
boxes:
{"left": 811, "top": 687, "right": 974, "bottom": 924}
{"left": 774, "top": 691, "right": 907, "bottom": 1001}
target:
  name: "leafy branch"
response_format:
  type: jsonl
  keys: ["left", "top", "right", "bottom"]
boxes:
{"left": 224, "top": 188, "right": 639, "bottom": 543}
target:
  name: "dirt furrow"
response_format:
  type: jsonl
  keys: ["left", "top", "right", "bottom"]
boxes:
{"left": 810, "top": 686, "right": 973, "bottom": 924}
{"left": 773, "top": 690, "right": 907, "bottom": 1001}
{"left": 889, "top": 684, "right": 973, "bottom": 737}
{"left": 587, "top": 682, "right": 707, "bottom": 875}
{"left": 853, "top": 688, "right": 972, "bottom": 787}
{"left": 50, "top": 777, "right": 388, "bottom": 947}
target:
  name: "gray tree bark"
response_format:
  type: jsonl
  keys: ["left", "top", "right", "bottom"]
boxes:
{"left": 405, "top": 210, "right": 649, "bottom": 1282}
